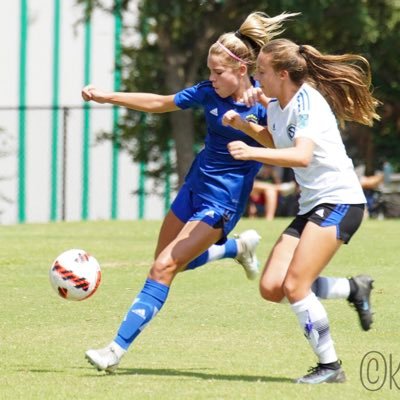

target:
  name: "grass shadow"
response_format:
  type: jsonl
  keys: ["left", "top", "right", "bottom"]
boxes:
{"left": 85, "top": 366, "right": 293, "bottom": 383}
{"left": 12, "top": 365, "right": 292, "bottom": 383}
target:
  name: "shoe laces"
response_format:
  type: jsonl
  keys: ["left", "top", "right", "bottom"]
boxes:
{"left": 306, "top": 361, "right": 341, "bottom": 376}
{"left": 305, "top": 364, "right": 324, "bottom": 376}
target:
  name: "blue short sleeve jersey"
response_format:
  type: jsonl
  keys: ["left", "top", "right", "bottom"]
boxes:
{"left": 174, "top": 80, "right": 267, "bottom": 214}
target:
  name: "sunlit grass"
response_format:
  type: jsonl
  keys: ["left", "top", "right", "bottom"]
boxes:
{"left": 0, "top": 218, "right": 399, "bottom": 399}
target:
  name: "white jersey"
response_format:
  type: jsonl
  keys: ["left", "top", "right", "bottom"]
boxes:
{"left": 267, "top": 83, "right": 366, "bottom": 214}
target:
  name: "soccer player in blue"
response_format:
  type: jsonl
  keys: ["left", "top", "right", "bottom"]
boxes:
{"left": 81, "top": 11, "right": 298, "bottom": 372}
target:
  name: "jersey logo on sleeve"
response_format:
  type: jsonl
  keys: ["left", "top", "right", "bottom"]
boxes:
{"left": 209, "top": 108, "right": 218, "bottom": 116}
{"left": 298, "top": 113, "right": 309, "bottom": 129}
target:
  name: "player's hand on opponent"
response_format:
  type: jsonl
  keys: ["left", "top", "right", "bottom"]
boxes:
{"left": 82, "top": 85, "right": 110, "bottom": 104}
{"left": 222, "top": 110, "right": 246, "bottom": 131}
{"left": 241, "top": 87, "right": 270, "bottom": 108}
{"left": 227, "top": 140, "right": 254, "bottom": 161}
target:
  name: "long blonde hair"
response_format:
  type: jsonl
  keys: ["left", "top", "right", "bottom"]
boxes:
{"left": 209, "top": 11, "right": 299, "bottom": 75}
{"left": 261, "top": 38, "right": 380, "bottom": 126}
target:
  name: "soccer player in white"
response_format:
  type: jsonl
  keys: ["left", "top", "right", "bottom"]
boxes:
{"left": 223, "top": 38, "right": 380, "bottom": 384}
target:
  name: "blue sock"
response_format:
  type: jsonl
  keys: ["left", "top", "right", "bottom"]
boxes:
{"left": 114, "top": 278, "right": 169, "bottom": 350}
{"left": 186, "top": 238, "right": 238, "bottom": 270}
{"left": 223, "top": 238, "right": 239, "bottom": 258}
{"left": 186, "top": 251, "right": 209, "bottom": 269}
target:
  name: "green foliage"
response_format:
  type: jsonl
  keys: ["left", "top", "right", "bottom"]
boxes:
{"left": 116, "top": 0, "right": 263, "bottom": 184}
{"left": 77, "top": 0, "right": 400, "bottom": 185}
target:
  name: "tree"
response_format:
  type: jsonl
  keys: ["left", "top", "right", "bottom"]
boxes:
{"left": 261, "top": 0, "right": 400, "bottom": 173}
{"left": 77, "top": 0, "right": 400, "bottom": 187}
{"left": 78, "top": 0, "right": 264, "bottom": 188}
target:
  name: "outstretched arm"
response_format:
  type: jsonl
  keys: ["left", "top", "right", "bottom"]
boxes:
{"left": 227, "top": 137, "right": 314, "bottom": 168}
{"left": 222, "top": 110, "right": 275, "bottom": 148}
{"left": 82, "top": 85, "right": 180, "bottom": 113}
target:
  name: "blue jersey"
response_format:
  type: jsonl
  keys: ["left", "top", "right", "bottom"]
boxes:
{"left": 174, "top": 80, "right": 266, "bottom": 213}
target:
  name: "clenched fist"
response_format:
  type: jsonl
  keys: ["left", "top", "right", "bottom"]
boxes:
{"left": 227, "top": 140, "right": 253, "bottom": 160}
{"left": 81, "top": 85, "right": 110, "bottom": 104}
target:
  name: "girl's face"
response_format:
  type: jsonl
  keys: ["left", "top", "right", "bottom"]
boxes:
{"left": 254, "top": 52, "right": 281, "bottom": 99}
{"left": 207, "top": 53, "right": 245, "bottom": 99}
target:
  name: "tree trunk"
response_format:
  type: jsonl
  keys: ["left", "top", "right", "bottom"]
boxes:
{"left": 170, "top": 111, "right": 195, "bottom": 187}
{"left": 160, "top": 40, "right": 196, "bottom": 187}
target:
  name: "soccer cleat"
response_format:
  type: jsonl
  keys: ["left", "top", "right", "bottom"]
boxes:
{"left": 85, "top": 343, "right": 124, "bottom": 373}
{"left": 295, "top": 363, "right": 346, "bottom": 384}
{"left": 234, "top": 229, "right": 261, "bottom": 280}
{"left": 348, "top": 275, "right": 374, "bottom": 331}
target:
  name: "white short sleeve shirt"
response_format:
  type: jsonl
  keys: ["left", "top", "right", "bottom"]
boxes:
{"left": 267, "top": 83, "right": 366, "bottom": 214}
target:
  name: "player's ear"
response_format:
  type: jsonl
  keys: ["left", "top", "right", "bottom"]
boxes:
{"left": 279, "top": 69, "right": 289, "bottom": 80}
{"left": 239, "top": 63, "right": 248, "bottom": 77}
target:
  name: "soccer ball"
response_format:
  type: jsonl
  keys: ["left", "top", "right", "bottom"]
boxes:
{"left": 49, "top": 249, "right": 101, "bottom": 301}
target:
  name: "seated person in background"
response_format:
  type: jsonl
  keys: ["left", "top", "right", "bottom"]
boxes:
{"left": 359, "top": 173, "right": 384, "bottom": 191}
{"left": 247, "top": 164, "right": 296, "bottom": 220}
{"left": 355, "top": 164, "right": 384, "bottom": 217}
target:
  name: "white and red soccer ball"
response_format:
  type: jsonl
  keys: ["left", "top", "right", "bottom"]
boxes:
{"left": 49, "top": 249, "right": 101, "bottom": 301}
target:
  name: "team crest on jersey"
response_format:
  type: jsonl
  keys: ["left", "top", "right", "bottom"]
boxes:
{"left": 287, "top": 124, "right": 296, "bottom": 140}
{"left": 245, "top": 114, "right": 258, "bottom": 124}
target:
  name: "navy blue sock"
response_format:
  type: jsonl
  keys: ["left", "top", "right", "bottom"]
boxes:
{"left": 114, "top": 278, "right": 169, "bottom": 350}
{"left": 186, "top": 252, "right": 208, "bottom": 270}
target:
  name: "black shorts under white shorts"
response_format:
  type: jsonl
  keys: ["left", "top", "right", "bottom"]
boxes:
{"left": 284, "top": 203, "right": 365, "bottom": 244}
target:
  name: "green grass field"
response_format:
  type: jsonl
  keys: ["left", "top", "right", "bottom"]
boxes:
{"left": 1, "top": 218, "right": 399, "bottom": 399}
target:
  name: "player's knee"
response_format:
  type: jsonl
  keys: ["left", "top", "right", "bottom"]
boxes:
{"left": 259, "top": 282, "right": 284, "bottom": 303}
{"left": 149, "top": 257, "right": 180, "bottom": 283}
{"left": 282, "top": 276, "right": 304, "bottom": 302}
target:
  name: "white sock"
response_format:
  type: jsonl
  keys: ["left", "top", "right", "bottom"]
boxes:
{"left": 110, "top": 341, "right": 126, "bottom": 359}
{"left": 206, "top": 245, "right": 226, "bottom": 262}
{"left": 235, "top": 238, "right": 244, "bottom": 254}
{"left": 291, "top": 292, "right": 338, "bottom": 364}
{"left": 312, "top": 277, "right": 350, "bottom": 299}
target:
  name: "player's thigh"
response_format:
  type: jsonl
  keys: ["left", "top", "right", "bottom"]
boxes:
{"left": 284, "top": 222, "right": 342, "bottom": 301}
{"left": 155, "top": 183, "right": 194, "bottom": 258}
{"left": 260, "top": 233, "right": 299, "bottom": 301}
{"left": 157, "top": 220, "right": 223, "bottom": 270}
{"left": 154, "top": 210, "right": 185, "bottom": 258}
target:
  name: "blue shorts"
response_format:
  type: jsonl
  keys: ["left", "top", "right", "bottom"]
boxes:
{"left": 171, "top": 183, "right": 241, "bottom": 244}
{"left": 284, "top": 203, "right": 365, "bottom": 244}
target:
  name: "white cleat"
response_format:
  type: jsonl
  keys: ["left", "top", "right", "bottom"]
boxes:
{"left": 85, "top": 342, "right": 125, "bottom": 373}
{"left": 234, "top": 229, "right": 261, "bottom": 280}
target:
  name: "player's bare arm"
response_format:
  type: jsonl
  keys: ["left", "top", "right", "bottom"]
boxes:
{"left": 228, "top": 136, "right": 314, "bottom": 167}
{"left": 222, "top": 110, "right": 274, "bottom": 148}
{"left": 82, "top": 85, "right": 179, "bottom": 113}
